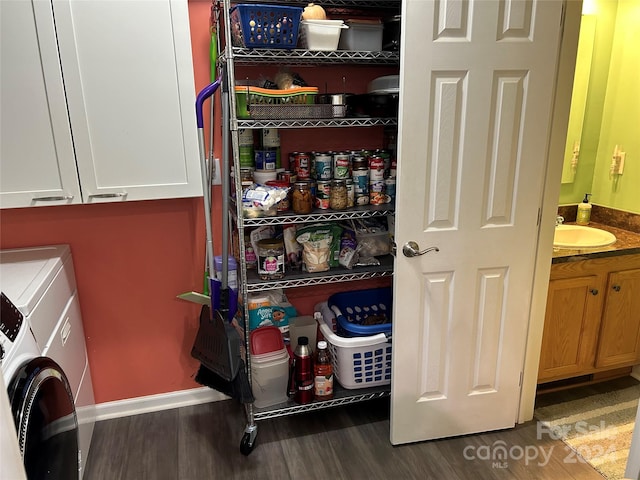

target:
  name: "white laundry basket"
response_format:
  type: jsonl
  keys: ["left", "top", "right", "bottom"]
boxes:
{"left": 318, "top": 322, "right": 391, "bottom": 389}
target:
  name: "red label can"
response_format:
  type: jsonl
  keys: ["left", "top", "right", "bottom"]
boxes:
{"left": 293, "top": 152, "right": 311, "bottom": 180}
{"left": 369, "top": 156, "right": 385, "bottom": 181}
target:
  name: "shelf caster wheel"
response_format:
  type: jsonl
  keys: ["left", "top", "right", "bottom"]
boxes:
{"left": 240, "top": 424, "right": 258, "bottom": 456}
{"left": 240, "top": 432, "right": 256, "bottom": 455}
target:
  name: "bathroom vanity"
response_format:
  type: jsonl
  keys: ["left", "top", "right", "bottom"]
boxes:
{"left": 538, "top": 223, "right": 640, "bottom": 384}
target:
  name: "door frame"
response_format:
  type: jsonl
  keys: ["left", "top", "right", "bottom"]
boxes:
{"left": 518, "top": 0, "right": 583, "bottom": 423}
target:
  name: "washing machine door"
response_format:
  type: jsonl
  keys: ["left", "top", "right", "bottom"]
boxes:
{"left": 7, "top": 357, "right": 79, "bottom": 480}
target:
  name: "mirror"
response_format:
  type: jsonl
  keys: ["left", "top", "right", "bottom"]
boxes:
{"left": 561, "top": 15, "right": 596, "bottom": 184}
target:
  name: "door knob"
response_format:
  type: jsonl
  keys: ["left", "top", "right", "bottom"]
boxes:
{"left": 612, "top": 285, "right": 621, "bottom": 292}
{"left": 402, "top": 241, "right": 439, "bottom": 258}
{"left": 590, "top": 288, "right": 599, "bottom": 296}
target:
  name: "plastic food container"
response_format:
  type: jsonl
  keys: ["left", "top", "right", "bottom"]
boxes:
{"left": 298, "top": 20, "right": 348, "bottom": 51}
{"left": 251, "top": 348, "right": 290, "bottom": 407}
{"left": 367, "top": 75, "right": 399, "bottom": 95}
{"left": 338, "top": 20, "right": 383, "bottom": 51}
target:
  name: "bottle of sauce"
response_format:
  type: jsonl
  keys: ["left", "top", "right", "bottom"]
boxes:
{"left": 314, "top": 340, "right": 334, "bottom": 401}
{"left": 293, "top": 336, "right": 314, "bottom": 404}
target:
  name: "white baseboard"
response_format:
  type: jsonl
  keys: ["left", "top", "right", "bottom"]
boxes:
{"left": 94, "top": 388, "right": 229, "bottom": 422}
{"left": 631, "top": 365, "right": 640, "bottom": 382}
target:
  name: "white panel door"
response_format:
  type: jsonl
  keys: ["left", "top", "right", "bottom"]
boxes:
{"left": 0, "top": 0, "right": 81, "bottom": 208}
{"left": 52, "top": 0, "right": 201, "bottom": 203}
{"left": 391, "top": 0, "right": 564, "bottom": 443}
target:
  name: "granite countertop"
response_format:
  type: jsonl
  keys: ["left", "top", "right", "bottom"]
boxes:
{"left": 552, "top": 222, "right": 640, "bottom": 264}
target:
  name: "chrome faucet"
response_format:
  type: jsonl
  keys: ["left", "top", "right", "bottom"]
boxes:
{"left": 556, "top": 215, "right": 565, "bottom": 226}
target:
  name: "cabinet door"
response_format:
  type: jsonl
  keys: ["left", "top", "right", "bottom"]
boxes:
{"left": 596, "top": 268, "right": 640, "bottom": 368}
{"left": 52, "top": 0, "right": 201, "bottom": 203}
{"left": 0, "top": 0, "right": 81, "bottom": 208}
{"left": 538, "top": 275, "right": 603, "bottom": 382}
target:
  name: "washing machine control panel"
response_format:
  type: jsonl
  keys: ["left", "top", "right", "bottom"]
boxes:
{"left": 1, "top": 292, "right": 23, "bottom": 342}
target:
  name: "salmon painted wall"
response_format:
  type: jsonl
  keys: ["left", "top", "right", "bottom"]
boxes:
{"left": 0, "top": 0, "right": 393, "bottom": 403}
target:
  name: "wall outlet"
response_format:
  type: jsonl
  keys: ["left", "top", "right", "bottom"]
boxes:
{"left": 210, "top": 157, "right": 222, "bottom": 185}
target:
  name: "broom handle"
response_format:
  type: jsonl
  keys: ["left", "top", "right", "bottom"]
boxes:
{"left": 220, "top": 69, "right": 230, "bottom": 292}
{"left": 196, "top": 79, "right": 222, "bottom": 281}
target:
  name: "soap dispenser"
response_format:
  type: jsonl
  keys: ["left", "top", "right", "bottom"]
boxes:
{"left": 576, "top": 193, "right": 592, "bottom": 225}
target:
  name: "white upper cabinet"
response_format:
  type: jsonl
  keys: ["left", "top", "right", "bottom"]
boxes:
{"left": 0, "top": 0, "right": 201, "bottom": 209}
{"left": 1, "top": 0, "right": 82, "bottom": 207}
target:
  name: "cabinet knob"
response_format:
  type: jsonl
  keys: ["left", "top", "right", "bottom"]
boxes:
{"left": 590, "top": 288, "right": 599, "bottom": 296}
{"left": 612, "top": 285, "right": 621, "bottom": 292}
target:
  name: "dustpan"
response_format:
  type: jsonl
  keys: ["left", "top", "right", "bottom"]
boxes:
{"left": 193, "top": 304, "right": 241, "bottom": 381}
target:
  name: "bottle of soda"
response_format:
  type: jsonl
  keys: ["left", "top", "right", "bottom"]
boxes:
{"left": 293, "top": 336, "right": 314, "bottom": 404}
{"left": 314, "top": 340, "right": 334, "bottom": 401}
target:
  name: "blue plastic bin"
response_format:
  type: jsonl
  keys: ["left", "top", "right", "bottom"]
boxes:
{"left": 230, "top": 4, "right": 303, "bottom": 49}
{"left": 328, "top": 287, "right": 392, "bottom": 337}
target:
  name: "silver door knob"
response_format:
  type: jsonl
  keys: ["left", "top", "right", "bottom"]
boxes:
{"left": 402, "top": 241, "right": 439, "bottom": 258}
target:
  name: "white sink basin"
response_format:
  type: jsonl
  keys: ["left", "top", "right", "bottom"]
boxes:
{"left": 553, "top": 224, "right": 616, "bottom": 248}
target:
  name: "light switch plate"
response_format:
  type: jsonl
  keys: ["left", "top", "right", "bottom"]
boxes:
{"left": 211, "top": 157, "right": 222, "bottom": 185}
{"left": 617, "top": 152, "right": 625, "bottom": 174}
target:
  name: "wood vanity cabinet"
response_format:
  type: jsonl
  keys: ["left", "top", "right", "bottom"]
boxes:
{"left": 595, "top": 267, "right": 640, "bottom": 368}
{"left": 538, "top": 254, "right": 640, "bottom": 383}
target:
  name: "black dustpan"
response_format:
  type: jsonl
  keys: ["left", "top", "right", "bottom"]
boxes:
{"left": 191, "top": 304, "right": 241, "bottom": 382}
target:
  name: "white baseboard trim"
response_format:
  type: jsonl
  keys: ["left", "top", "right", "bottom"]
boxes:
{"left": 94, "top": 388, "right": 229, "bottom": 422}
{"left": 631, "top": 365, "right": 640, "bottom": 382}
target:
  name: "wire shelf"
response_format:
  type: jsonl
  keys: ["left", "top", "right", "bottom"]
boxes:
{"left": 231, "top": 202, "right": 395, "bottom": 227}
{"left": 225, "top": 48, "right": 399, "bottom": 65}
{"left": 253, "top": 385, "right": 391, "bottom": 420}
{"left": 235, "top": 116, "right": 397, "bottom": 129}
{"left": 245, "top": 256, "right": 394, "bottom": 292}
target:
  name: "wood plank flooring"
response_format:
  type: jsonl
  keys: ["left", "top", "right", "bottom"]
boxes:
{"left": 84, "top": 381, "right": 621, "bottom": 480}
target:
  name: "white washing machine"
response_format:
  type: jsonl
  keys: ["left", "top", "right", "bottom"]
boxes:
{"left": 0, "top": 245, "right": 95, "bottom": 479}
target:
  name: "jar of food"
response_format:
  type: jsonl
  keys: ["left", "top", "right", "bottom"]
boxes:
{"left": 330, "top": 179, "right": 348, "bottom": 210}
{"left": 292, "top": 181, "right": 313, "bottom": 214}
{"left": 257, "top": 238, "right": 285, "bottom": 280}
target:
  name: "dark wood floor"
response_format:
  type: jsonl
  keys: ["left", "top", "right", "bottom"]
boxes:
{"left": 83, "top": 379, "right": 636, "bottom": 480}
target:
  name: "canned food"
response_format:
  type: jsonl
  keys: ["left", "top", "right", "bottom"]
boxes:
{"left": 369, "top": 155, "right": 385, "bottom": 181}
{"left": 257, "top": 238, "right": 285, "bottom": 280}
{"left": 375, "top": 149, "right": 391, "bottom": 177}
{"left": 261, "top": 129, "right": 280, "bottom": 148}
{"left": 255, "top": 149, "right": 277, "bottom": 170}
{"left": 352, "top": 168, "right": 369, "bottom": 196}
{"left": 385, "top": 177, "right": 396, "bottom": 201}
{"left": 370, "top": 180, "right": 388, "bottom": 205}
{"left": 277, "top": 170, "right": 297, "bottom": 185}
{"left": 239, "top": 168, "right": 254, "bottom": 189}
{"left": 333, "top": 152, "right": 350, "bottom": 179}
{"left": 239, "top": 129, "right": 255, "bottom": 168}
{"left": 315, "top": 180, "right": 331, "bottom": 209}
{"left": 313, "top": 153, "right": 332, "bottom": 180}
{"left": 346, "top": 178, "right": 355, "bottom": 207}
{"left": 351, "top": 156, "right": 368, "bottom": 171}
{"left": 293, "top": 152, "right": 312, "bottom": 180}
